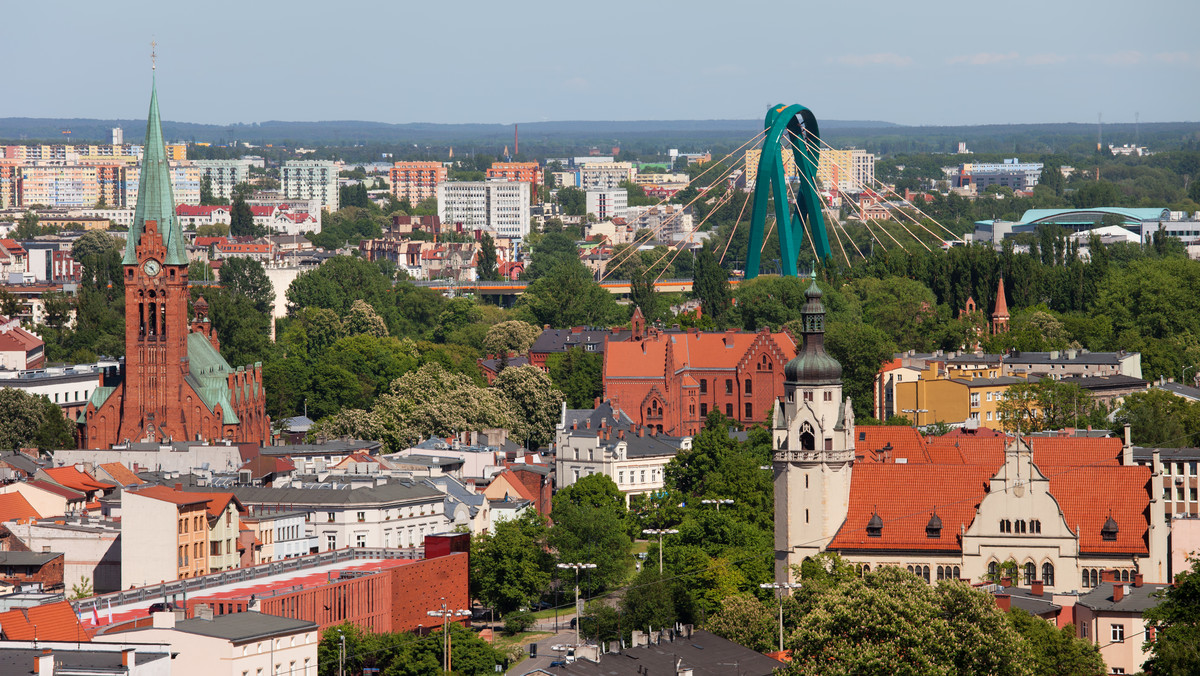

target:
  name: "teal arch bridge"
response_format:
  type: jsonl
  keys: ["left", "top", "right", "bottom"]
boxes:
{"left": 745, "top": 104, "right": 831, "bottom": 279}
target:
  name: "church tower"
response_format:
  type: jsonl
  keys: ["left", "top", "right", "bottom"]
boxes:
{"left": 772, "top": 274, "right": 855, "bottom": 583}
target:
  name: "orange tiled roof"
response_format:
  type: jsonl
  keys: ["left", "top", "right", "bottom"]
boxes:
{"left": 853, "top": 426, "right": 928, "bottom": 463}
{"left": 131, "top": 485, "right": 211, "bottom": 508}
{"left": 0, "top": 492, "right": 41, "bottom": 522}
{"left": 605, "top": 330, "right": 797, "bottom": 378}
{"left": 829, "top": 463, "right": 994, "bottom": 552}
{"left": 0, "top": 601, "right": 89, "bottom": 641}
{"left": 1049, "top": 465, "right": 1150, "bottom": 554}
{"left": 42, "top": 466, "right": 115, "bottom": 493}
{"left": 97, "top": 462, "right": 145, "bottom": 486}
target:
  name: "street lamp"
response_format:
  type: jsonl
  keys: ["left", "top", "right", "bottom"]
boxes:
{"left": 901, "top": 408, "right": 928, "bottom": 428}
{"left": 427, "top": 599, "right": 470, "bottom": 673}
{"left": 642, "top": 528, "right": 678, "bottom": 574}
{"left": 760, "top": 582, "right": 801, "bottom": 653}
{"left": 701, "top": 499, "right": 734, "bottom": 511}
{"left": 557, "top": 562, "right": 596, "bottom": 647}
{"left": 1183, "top": 364, "right": 1198, "bottom": 387}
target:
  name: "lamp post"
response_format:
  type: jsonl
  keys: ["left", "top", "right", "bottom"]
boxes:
{"left": 642, "top": 528, "right": 678, "bottom": 574}
{"left": 557, "top": 562, "right": 596, "bottom": 647}
{"left": 901, "top": 408, "right": 927, "bottom": 428}
{"left": 759, "top": 581, "right": 801, "bottom": 653}
{"left": 1183, "top": 364, "right": 1198, "bottom": 387}
{"left": 427, "top": 599, "right": 470, "bottom": 673}
{"left": 700, "top": 498, "right": 734, "bottom": 512}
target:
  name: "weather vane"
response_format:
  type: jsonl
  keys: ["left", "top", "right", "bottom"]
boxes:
{"left": 151, "top": 40, "right": 157, "bottom": 70}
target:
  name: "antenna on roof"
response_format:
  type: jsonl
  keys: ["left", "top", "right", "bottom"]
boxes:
{"left": 151, "top": 39, "right": 157, "bottom": 71}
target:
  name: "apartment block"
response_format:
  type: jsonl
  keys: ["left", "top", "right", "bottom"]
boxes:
{"left": 955, "top": 159, "right": 1044, "bottom": 191}
{"left": 281, "top": 160, "right": 338, "bottom": 212}
{"left": 578, "top": 162, "right": 635, "bottom": 191}
{"left": 121, "top": 487, "right": 210, "bottom": 587}
{"left": 486, "top": 161, "right": 541, "bottom": 196}
{"left": 389, "top": 161, "right": 447, "bottom": 204}
{"left": 586, "top": 189, "right": 628, "bottom": 220}
{"left": 437, "top": 180, "right": 531, "bottom": 240}
{"left": 191, "top": 159, "right": 253, "bottom": 201}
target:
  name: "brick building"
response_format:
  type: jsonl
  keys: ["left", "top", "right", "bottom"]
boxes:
{"left": 389, "top": 162, "right": 446, "bottom": 204}
{"left": 602, "top": 311, "right": 797, "bottom": 436}
{"left": 0, "top": 551, "right": 65, "bottom": 591}
{"left": 83, "top": 78, "right": 269, "bottom": 450}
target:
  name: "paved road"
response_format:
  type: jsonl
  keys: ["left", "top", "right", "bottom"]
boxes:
{"left": 507, "top": 613, "right": 579, "bottom": 675}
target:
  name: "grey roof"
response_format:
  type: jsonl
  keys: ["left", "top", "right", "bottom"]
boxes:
{"left": 479, "top": 355, "right": 530, "bottom": 372}
{"left": 0, "top": 647, "right": 171, "bottom": 672}
{"left": 1076, "top": 582, "right": 1170, "bottom": 613}
{"left": 530, "top": 327, "right": 628, "bottom": 354}
{"left": 561, "top": 401, "right": 688, "bottom": 458}
{"left": 996, "top": 587, "right": 1061, "bottom": 617}
{"left": 1059, "top": 374, "right": 1149, "bottom": 391}
{"left": 0, "top": 551, "right": 61, "bottom": 567}
{"left": 553, "top": 629, "right": 783, "bottom": 676}
{"left": 1131, "top": 446, "right": 1200, "bottom": 461}
{"left": 1005, "top": 350, "right": 1131, "bottom": 365}
{"left": 382, "top": 454, "right": 464, "bottom": 469}
{"left": 172, "top": 611, "right": 317, "bottom": 643}
{"left": 260, "top": 439, "right": 382, "bottom": 456}
{"left": 949, "top": 375, "right": 1040, "bottom": 387}
{"left": 0, "top": 452, "right": 44, "bottom": 475}
{"left": 283, "top": 415, "right": 314, "bottom": 432}
{"left": 1157, "top": 381, "right": 1200, "bottom": 401}
{"left": 561, "top": 401, "right": 635, "bottom": 430}
{"left": 176, "top": 479, "right": 444, "bottom": 507}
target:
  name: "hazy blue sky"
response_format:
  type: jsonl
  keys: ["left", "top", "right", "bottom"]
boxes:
{"left": 5, "top": 0, "right": 1197, "bottom": 126}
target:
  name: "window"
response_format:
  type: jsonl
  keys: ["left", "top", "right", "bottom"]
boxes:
{"left": 986, "top": 411, "right": 993, "bottom": 421}
{"left": 327, "top": 512, "right": 336, "bottom": 523}
{"left": 970, "top": 392, "right": 980, "bottom": 407}
{"left": 744, "top": 379, "right": 752, "bottom": 395}
{"left": 725, "top": 379, "right": 733, "bottom": 395}
{"left": 355, "top": 533, "right": 367, "bottom": 547}
{"left": 824, "top": 391, "right": 832, "bottom": 402}
{"left": 1024, "top": 562, "right": 1035, "bottom": 584}
{"left": 618, "top": 471, "right": 624, "bottom": 484}
{"left": 700, "top": 403, "right": 708, "bottom": 416}
{"left": 326, "top": 534, "right": 336, "bottom": 550}
{"left": 640, "top": 471, "right": 646, "bottom": 483}
{"left": 700, "top": 379, "right": 707, "bottom": 394}
{"left": 986, "top": 391, "right": 993, "bottom": 402}
{"left": 1042, "top": 562, "right": 1054, "bottom": 586}
{"left": 803, "top": 390, "right": 813, "bottom": 402}
{"left": 1110, "top": 624, "right": 1124, "bottom": 642}
{"left": 1080, "top": 623, "right": 1088, "bottom": 638}
{"left": 357, "top": 511, "right": 366, "bottom": 522}
{"left": 726, "top": 403, "right": 733, "bottom": 416}
{"left": 745, "top": 403, "right": 753, "bottom": 419}
{"left": 988, "top": 561, "right": 997, "bottom": 580}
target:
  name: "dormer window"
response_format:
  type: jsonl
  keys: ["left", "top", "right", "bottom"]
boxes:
{"left": 1101, "top": 514, "right": 1119, "bottom": 541}
{"left": 926, "top": 510, "right": 942, "bottom": 539}
{"left": 866, "top": 510, "right": 883, "bottom": 537}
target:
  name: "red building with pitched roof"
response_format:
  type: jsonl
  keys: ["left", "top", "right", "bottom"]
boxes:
{"left": 603, "top": 310, "right": 797, "bottom": 436}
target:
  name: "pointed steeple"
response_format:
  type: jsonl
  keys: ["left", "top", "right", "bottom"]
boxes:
{"left": 991, "top": 277, "right": 1010, "bottom": 335}
{"left": 124, "top": 73, "right": 187, "bottom": 266}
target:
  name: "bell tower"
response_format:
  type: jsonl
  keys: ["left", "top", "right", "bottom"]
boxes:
{"left": 116, "top": 74, "right": 192, "bottom": 445}
{"left": 772, "top": 274, "right": 855, "bottom": 583}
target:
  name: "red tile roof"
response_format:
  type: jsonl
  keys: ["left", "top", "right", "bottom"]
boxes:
{"left": 97, "top": 462, "right": 145, "bottom": 487}
{"left": 0, "top": 238, "right": 26, "bottom": 256}
{"left": 25, "top": 480, "right": 86, "bottom": 501}
{"left": 130, "top": 485, "right": 211, "bottom": 508}
{"left": 606, "top": 330, "right": 797, "bottom": 378}
{"left": 829, "top": 463, "right": 994, "bottom": 552}
{"left": 0, "top": 601, "right": 89, "bottom": 641}
{"left": 41, "top": 466, "right": 115, "bottom": 494}
{"left": 0, "top": 492, "right": 41, "bottom": 522}
{"left": 194, "top": 236, "right": 228, "bottom": 247}
{"left": 176, "top": 205, "right": 230, "bottom": 217}
{"left": 1048, "top": 465, "right": 1150, "bottom": 554}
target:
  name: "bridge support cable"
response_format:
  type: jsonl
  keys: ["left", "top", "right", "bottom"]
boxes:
{"left": 782, "top": 137, "right": 860, "bottom": 265}
{"left": 599, "top": 142, "right": 759, "bottom": 281}
{"left": 718, "top": 185, "right": 754, "bottom": 265}
{"left": 646, "top": 189, "right": 738, "bottom": 283}
{"left": 781, "top": 170, "right": 843, "bottom": 265}
{"left": 785, "top": 133, "right": 932, "bottom": 252}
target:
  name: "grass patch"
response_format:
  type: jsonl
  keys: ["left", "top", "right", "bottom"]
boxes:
{"left": 494, "top": 630, "right": 553, "bottom": 651}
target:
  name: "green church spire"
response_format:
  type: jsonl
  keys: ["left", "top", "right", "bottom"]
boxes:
{"left": 124, "top": 73, "right": 188, "bottom": 266}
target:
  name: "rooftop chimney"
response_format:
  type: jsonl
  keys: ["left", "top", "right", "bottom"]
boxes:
{"left": 175, "top": 483, "right": 182, "bottom": 491}
{"left": 1000, "top": 576, "right": 1012, "bottom": 588}
{"left": 1113, "top": 583, "right": 1125, "bottom": 602}
{"left": 995, "top": 594, "right": 1011, "bottom": 612}
{"left": 36, "top": 652, "right": 54, "bottom": 676}
{"left": 121, "top": 648, "right": 136, "bottom": 668}
{"left": 1134, "top": 573, "right": 1144, "bottom": 588}
{"left": 1101, "top": 569, "right": 1117, "bottom": 583}
{"left": 1031, "top": 580, "right": 1043, "bottom": 597}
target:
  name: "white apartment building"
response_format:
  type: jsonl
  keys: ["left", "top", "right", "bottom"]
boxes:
{"left": 578, "top": 162, "right": 635, "bottom": 191}
{"left": 437, "top": 180, "right": 531, "bottom": 240}
{"left": 281, "top": 161, "right": 338, "bottom": 212}
{"left": 191, "top": 159, "right": 253, "bottom": 201}
{"left": 586, "top": 189, "right": 628, "bottom": 220}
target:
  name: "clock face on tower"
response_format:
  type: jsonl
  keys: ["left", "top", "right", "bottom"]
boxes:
{"left": 143, "top": 259, "right": 161, "bottom": 277}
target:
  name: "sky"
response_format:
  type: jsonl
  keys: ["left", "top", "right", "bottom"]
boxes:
{"left": 3, "top": 0, "right": 1198, "bottom": 127}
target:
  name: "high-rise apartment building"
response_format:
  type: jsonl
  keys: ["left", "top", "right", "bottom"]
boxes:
{"left": 578, "top": 162, "right": 635, "bottom": 191}
{"left": 586, "top": 189, "right": 628, "bottom": 221}
{"left": 282, "top": 160, "right": 339, "bottom": 212}
{"left": 390, "top": 161, "right": 447, "bottom": 204}
{"left": 486, "top": 162, "right": 541, "bottom": 201}
{"left": 192, "top": 159, "right": 253, "bottom": 201}
{"left": 437, "top": 180, "right": 531, "bottom": 240}
{"left": 744, "top": 147, "right": 874, "bottom": 194}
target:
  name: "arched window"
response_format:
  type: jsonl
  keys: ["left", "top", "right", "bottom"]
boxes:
{"left": 1018, "top": 520, "right": 1026, "bottom": 534}
{"left": 1031, "top": 519, "right": 1041, "bottom": 534}
{"left": 1042, "top": 562, "right": 1054, "bottom": 587}
{"left": 800, "top": 422, "right": 815, "bottom": 451}
{"left": 1024, "top": 562, "right": 1036, "bottom": 584}
{"left": 907, "top": 565, "right": 914, "bottom": 575}
{"left": 1082, "top": 570, "right": 1090, "bottom": 588}
{"left": 744, "top": 379, "right": 752, "bottom": 395}
{"left": 953, "top": 566, "right": 960, "bottom": 579}
{"left": 922, "top": 566, "right": 931, "bottom": 583}
{"left": 937, "top": 566, "right": 945, "bottom": 581}
{"left": 1120, "top": 569, "right": 1130, "bottom": 582}
{"left": 988, "top": 561, "right": 997, "bottom": 581}
{"left": 1090, "top": 569, "right": 1099, "bottom": 588}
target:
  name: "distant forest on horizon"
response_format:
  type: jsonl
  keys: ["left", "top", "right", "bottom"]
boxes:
{"left": 2, "top": 116, "right": 1199, "bottom": 162}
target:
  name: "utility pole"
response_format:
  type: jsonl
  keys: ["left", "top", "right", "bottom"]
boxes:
{"left": 642, "top": 528, "right": 678, "bottom": 574}
{"left": 338, "top": 630, "right": 345, "bottom": 676}
{"left": 557, "top": 562, "right": 596, "bottom": 647}
{"left": 427, "top": 599, "right": 470, "bottom": 673}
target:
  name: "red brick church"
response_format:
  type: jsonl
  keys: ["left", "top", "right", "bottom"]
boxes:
{"left": 82, "top": 76, "right": 269, "bottom": 449}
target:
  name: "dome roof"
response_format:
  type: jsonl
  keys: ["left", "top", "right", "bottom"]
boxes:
{"left": 1101, "top": 513, "right": 1119, "bottom": 541}
{"left": 926, "top": 510, "right": 943, "bottom": 538}
{"left": 783, "top": 277, "right": 843, "bottom": 385}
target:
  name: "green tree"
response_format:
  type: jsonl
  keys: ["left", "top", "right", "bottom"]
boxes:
{"left": 217, "top": 257, "right": 274, "bottom": 316}
{"left": 343, "top": 299, "right": 389, "bottom": 338}
{"left": 478, "top": 232, "right": 500, "bottom": 281}
{"left": 0, "top": 389, "right": 69, "bottom": 452}
{"left": 70, "top": 575, "right": 94, "bottom": 600}
{"left": 199, "top": 174, "right": 216, "bottom": 205}
{"left": 1007, "top": 608, "right": 1105, "bottom": 676}
{"left": 195, "top": 222, "right": 230, "bottom": 238}
{"left": 470, "top": 511, "right": 552, "bottom": 615}
{"left": 545, "top": 347, "right": 603, "bottom": 408}
{"left": 621, "top": 567, "right": 679, "bottom": 633}
{"left": 1115, "top": 388, "right": 1200, "bottom": 448}
{"left": 523, "top": 231, "right": 580, "bottom": 282}
{"left": 482, "top": 320, "right": 540, "bottom": 369}
{"left": 823, "top": 321, "right": 895, "bottom": 418}
{"left": 230, "top": 193, "right": 259, "bottom": 237}
{"left": 494, "top": 365, "right": 564, "bottom": 448}
{"left": 630, "top": 269, "right": 662, "bottom": 323}
{"left": 556, "top": 186, "right": 586, "bottom": 216}
{"left": 517, "top": 263, "right": 622, "bottom": 329}
{"left": 783, "top": 568, "right": 1031, "bottom": 676}
{"left": 693, "top": 247, "right": 731, "bottom": 326}
{"left": 1142, "top": 557, "right": 1200, "bottom": 674}
{"left": 0, "top": 288, "right": 21, "bottom": 318}
{"left": 549, "top": 474, "right": 633, "bottom": 595}
{"left": 71, "top": 230, "right": 122, "bottom": 264}
{"left": 705, "top": 592, "right": 778, "bottom": 653}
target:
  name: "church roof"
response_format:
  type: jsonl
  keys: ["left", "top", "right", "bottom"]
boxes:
{"left": 186, "top": 332, "right": 240, "bottom": 424}
{"left": 124, "top": 75, "right": 187, "bottom": 267}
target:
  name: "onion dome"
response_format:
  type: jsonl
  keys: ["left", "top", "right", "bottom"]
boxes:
{"left": 784, "top": 274, "right": 842, "bottom": 386}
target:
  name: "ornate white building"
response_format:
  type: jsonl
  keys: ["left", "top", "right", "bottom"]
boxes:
{"left": 773, "top": 276, "right": 1169, "bottom": 591}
